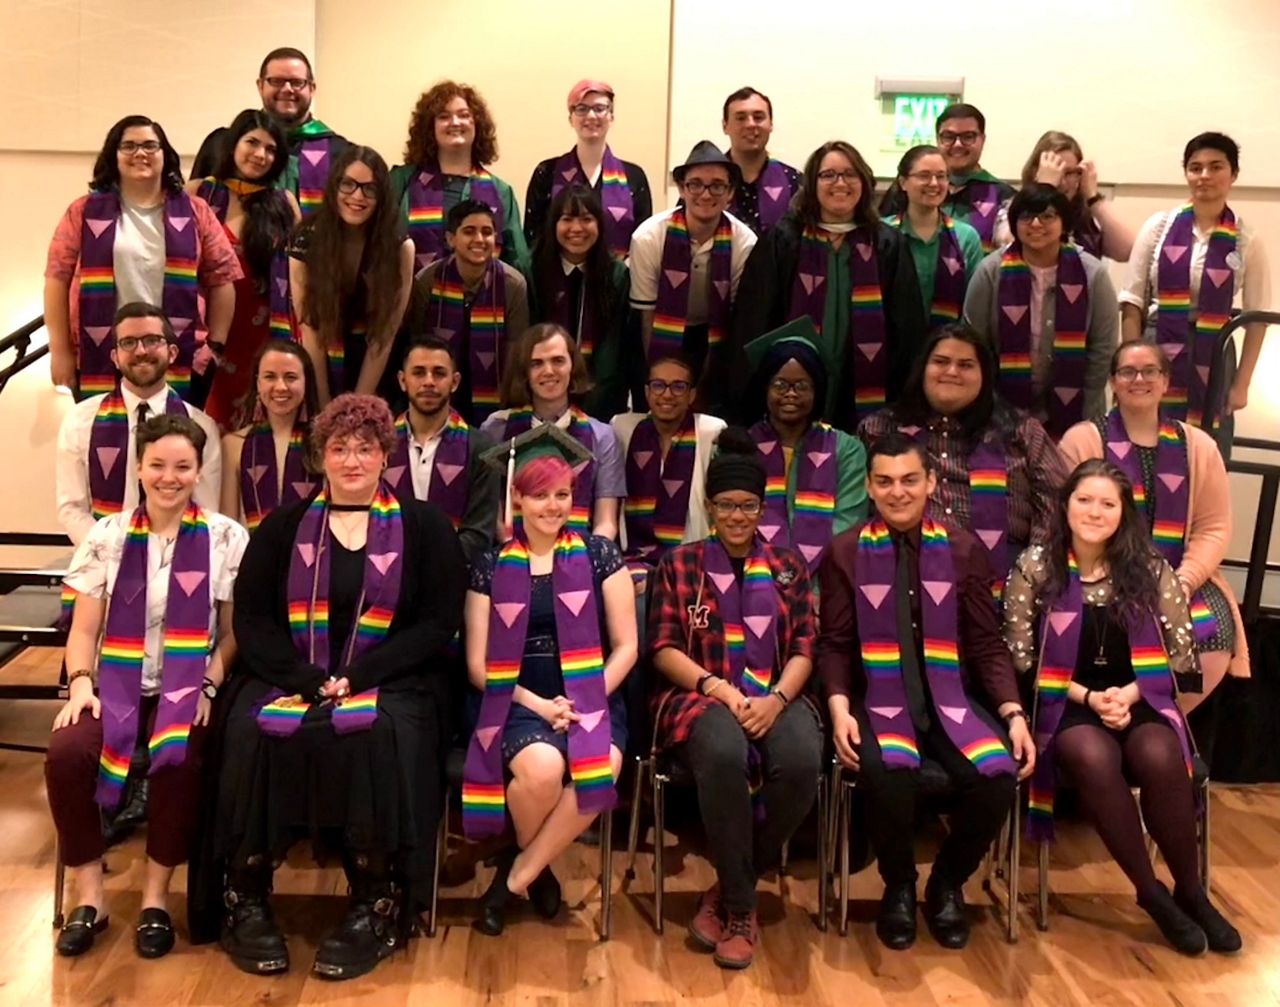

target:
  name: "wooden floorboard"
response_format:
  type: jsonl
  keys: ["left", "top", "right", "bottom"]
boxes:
{"left": 2, "top": 649, "right": 1278, "bottom": 1006}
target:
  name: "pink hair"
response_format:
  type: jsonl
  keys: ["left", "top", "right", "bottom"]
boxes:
{"left": 310, "top": 393, "right": 396, "bottom": 455}
{"left": 512, "top": 456, "right": 575, "bottom": 497}
{"left": 567, "top": 79, "right": 613, "bottom": 109}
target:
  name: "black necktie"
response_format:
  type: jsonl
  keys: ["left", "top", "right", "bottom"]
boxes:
{"left": 566, "top": 268, "right": 585, "bottom": 338}
{"left": 135, "top": 402, "right": 151, "bottom": 501}
{"left": 894, "top": 536, "right": 933, "bottom": 733}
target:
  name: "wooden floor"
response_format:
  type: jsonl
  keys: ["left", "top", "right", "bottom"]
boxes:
{"left": 3, "top": 645, "right": 1280, "bottom": 1006}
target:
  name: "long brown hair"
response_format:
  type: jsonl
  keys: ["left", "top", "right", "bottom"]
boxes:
{"left": 404, "top": 80, "right": 499, "bottom": 168}
{"left": 297, "top": 146, "right": 404, "bottom": 348}
{"left": 230, "top": 338, "right": 321, "bottom": 430}
{"left": 790, "top": 140, "right": 878, "bottom": 229}
{"left": 501, "top": 323, "right": 593, "bottom": 408}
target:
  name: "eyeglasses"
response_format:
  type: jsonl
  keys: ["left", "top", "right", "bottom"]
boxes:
{"left": 646, "top": 379, "right": 692, "bottom": 396}
{"left": 769, "top": 377, "right": 814, "bottom": 396}
{"left": 263, "top": 77, "right": 312, "bottom": 91}
{"left": 325, "top": 442, "right": 381, "bottom": 463}
{"left": 907, "top": 171, "right": 949, "bottom": 184}
{"left": 682, "top": 179, "right": 731, "bottom": 197}
{"left": 1016, "top": 209, "right": 1060, "bottom": 224}
{"left": 816, "top": 169, "right": 860, "bottom": 185}
{"left": 119, "top": 141, "right": 162, "bottom": 155}
{"left": 337, "top": 177, "right": 380, "bottom": 200}
{"left": 571, "top": 103, "right": 613, "bottom": 118}
{"left": 115, "top": 334, "right": 168, "bottom": 353}
{"left": 1062, "top": 168, "right": 1084, "bottom": 179}
{"left": 712, "top": 500, "right": 763, "bottom": 518}
{"left": 938, "top": 130, "right": 981, "bottom": 146}
{"left": 1114, "top": 366, "right": 1165, "bottom": 382}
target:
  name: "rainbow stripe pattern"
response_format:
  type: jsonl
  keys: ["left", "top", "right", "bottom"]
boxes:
{"left": 90, "top": 393, "right": 130, "bottom": 517}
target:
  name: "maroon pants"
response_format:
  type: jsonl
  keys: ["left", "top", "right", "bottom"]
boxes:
{"left": 45, "top": 695, "right": 208, "bottom": 868}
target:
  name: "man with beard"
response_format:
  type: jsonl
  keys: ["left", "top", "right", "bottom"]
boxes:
{"left": 56, "top": 302, "right": 223, "bottom": 546}
{"left": 388, "top": 333, "right": 499, "bottom": 564}
{"left": 192, "top": 47, "right": 350, "bottom": 216}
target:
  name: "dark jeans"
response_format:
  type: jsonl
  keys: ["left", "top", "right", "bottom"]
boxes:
{"left": 854, "top": 705, "right": 1014, "bottom": 888}
{"left": 674, "top": 699, "right": 822, "bottom": 913}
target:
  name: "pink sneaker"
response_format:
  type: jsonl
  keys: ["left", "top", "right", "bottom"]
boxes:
{"left": 688, "top": 885, "right": 724, "bottom": 950}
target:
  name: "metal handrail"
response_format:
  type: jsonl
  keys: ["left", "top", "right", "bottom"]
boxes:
{"left": 1203, "top": 310, "right": 1280, "bottom": 434}
{"left": 0, "top": 315, "right": 48, "bottom": 397}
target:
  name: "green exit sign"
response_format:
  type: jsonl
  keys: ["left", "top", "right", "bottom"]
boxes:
{"left": 889, "top": 94, "right": 953, "bottom": 147}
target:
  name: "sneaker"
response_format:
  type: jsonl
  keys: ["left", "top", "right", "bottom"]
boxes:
{"left": 688, "top": 885, "right": 723, "bottom": 950}
{"left": 713, "top": 910, "right": 759, "bottom": 970}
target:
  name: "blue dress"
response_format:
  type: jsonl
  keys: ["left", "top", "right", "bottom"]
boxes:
{"left": 469, "top": 534, "right": 629, "bottom": 765}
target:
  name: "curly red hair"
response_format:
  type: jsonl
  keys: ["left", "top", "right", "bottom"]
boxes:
{"left": 404, "top": 80, "right": 499, "bottom": 168}
{"left": 310, "top": 393, "right": 396, "bottom": 457}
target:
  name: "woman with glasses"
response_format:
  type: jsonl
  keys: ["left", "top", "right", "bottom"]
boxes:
{"left": 1059, "top": 342, "right": 1248, "bottom": 712}
{"left": 45, "top": 114, "right": 241, "bottom": 401}
{"left": 188, "top": 109, "right": 303, "bottom": 428}
{"left": 523, "top": 80, "right": 652, "bottom": 258}
{"left": 215, "top": 393, "right": 466, "bottom": 980}
{"left": 529, "top": 185, "right": 631, "bottom": 419}
{"left": 963, "top": 183, "right": 1119, "bottom": 440}
{"left": 1119, "top": 132, "right": 1270, "bottom": 425}
{"left": 646, "top": 427, "right": 823, "bottom": 970}
{"left": 883, "top": 145, "right": 985, "bottom": 329}
{"left": 993, "top": 131, "right": 1134, "bottom": 262}
{"left": 730, "top": 140, "right": 926, "bottom": 432}
{"left": 392, "top": 80, "right": 529, "bottom": 276}
{"left": 745, "top": 320, "right": 867, "bottom": 575}
{"left": 290, "top": 146, "right": 415, "bottom": 406}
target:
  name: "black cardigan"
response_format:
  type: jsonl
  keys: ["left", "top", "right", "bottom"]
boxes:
{"left": 726, "top": 214, "right": 928, "bottom": 431}
{"left": 232, "top": 492, "right": 467, "bottom": 698}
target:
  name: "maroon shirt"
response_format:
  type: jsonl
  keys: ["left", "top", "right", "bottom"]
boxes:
{"left": 816, "top": 519, "right": 1019, "bottom": 709}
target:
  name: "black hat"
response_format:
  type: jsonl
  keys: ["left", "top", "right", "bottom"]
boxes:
{"left": 672, "top": 140, "right": 741, "bottom": 188}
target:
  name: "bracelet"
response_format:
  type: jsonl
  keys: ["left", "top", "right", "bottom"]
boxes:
{"left": 1001, "top": 707, "right": 1026, "bottom": 724}
{"left": 67, "top": 668, "right": 94, "bottom": 686}
{"left": 1082, "top": 688, "right": 1093, "bottom": 709}
{"left": 1086, "top": 193, "right": 1104, "bottom": 206}
{"left": 704, "top": 678, "right": 726, "bottom": 698}
{"left": 771, "top": 687, "right": 790, "bottom": 706}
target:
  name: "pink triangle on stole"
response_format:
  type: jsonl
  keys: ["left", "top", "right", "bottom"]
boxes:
{"left": 85, "top": 326, "right": 112, "bottom": 346}
{"left": 384, "top": 465, "right": 406, "bottom": 486}
{"left": 494, "top": 602, "right": 526, "bottom": 628}
{"left": 474, "top": 351, "right": 496, "bottom": 370}
{"left": 296, "top": 542, "right": 316, "bottom": 568}
{"left": 762, "top": 185, "right": 784, "bottom": 201}
{"left": 1002, "top": 305, "right": 1029, "bottom": 324}
{"left": 922, "top": 580, "right": 952, "bottom": 605}
{"left": 1055, "top": 387, "right": 1081, "bottom": 404}
{"left": 663, "top": 269, "right": 688, "bottom": 288}
{"left": 1158, "top": 473, "right": 1185, "bottom": 492}
{"left": 607, "top": 206, "right": 628, "bottom": 221}
{"left": 860, "top": 583, "right": 891, "bottom": 609}
{"left": 1205, "top": 267, "right": 1231, "bottom": 288}
{"left": 743, "top": 614, "right": 772, "bottom": 639}
{"left": 943, "top": 256, "right": 962, "bottom": 275}
{"left": 247, "top": 464, "right": 269, "bottom": 486}
{"left": 708, "top": 571, "right": 736, "bottom": 594}
{"left": 757, "top": 524, "right": 781, "bottom": 542}
{"left": 302, "top": 149, "right": 327, "bottom": 166}
{"left": 973, "top": 200, "right": 996, "bottom": 216}
{"left": 168, "top": 216, "right": 191, "bottom": 233}
{"left": 799, "top": 273, "right": 824, "bottom": 295}
{"left": 807, "top": 451, "right": 831, "bottom": 468}
{"left": 1160, "top": 342, "right": 1184, "bottom": 360}
{"left": 577, "top": 709, "right": 605, "bottom": 732}
{"left": 858, "top": 343, "right": 882, "bottom": 362}
{"left": 173, "top": 570, "right": 207, "bottom": 597}
{"left": 662, "top": 478, "right": 684, "bottom": 497}
{"left": 976, "top": 529, "right": 1004, "bottom": 549}
{"left": 1049, "top": 611, "right": 1077, "bottom": 636}
{"left": 475, "top": 725, "right": 500, "bottom": 751}
{"left": 713, "top": 280, "right": 730, "bottom": 300}
{"left": 435, "top": 463, "right": 463, "bottom": 486}
{"left": 557, "top": 590, "right": 590, "bottom": 617}
{"left": 798, "top": 544, "right": 823, "bottom": 562}
{"left": 96, "top": 446, "right": 120, "bottom": 477}
{"left": 1163, "top": 244, "right": 1188, "bottom": 264}
{"left": 756, "top": 440, "right": 778, "bottom": 455}
{"left": 164, "top": 685, "right": 198, "bottom": 705}
{"left": 86, "top": 218, "right": 113, "bottom": 239}
{"left": 1107, "top": 441, "right": 1132, "bottom": 459}
{"left": 1060, "top": 283, "right": 1083, "bottom": 304}
{"left": 631, "top": 450, "right": 654, "bottom": 469}
{"left": 368, "top": 552, "right": 399, "bottom": 576}
{"left": 940, "top": 706, "right": 967, "bottom": 724}
{"left": 869, "top": 706, "right": 902, "bottom": 719}
{"left": 856, "top": 242, "right": 873, "bottom": 261}
{"left": 292, "top": 481, "right": 313, "bottom": 498}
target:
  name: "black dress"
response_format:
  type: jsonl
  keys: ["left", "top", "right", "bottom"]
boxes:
{"left": 214, "top": 493, "right": 466, "bottom": 906}
{"left": 1057, "top": 602, "right": 1169, "bottom": 735}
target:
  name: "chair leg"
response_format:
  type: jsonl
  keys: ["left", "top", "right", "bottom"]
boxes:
{"left": 599, "top": 809, "right": 613, "bottom": 941}
{"left": 1036, "top": 841, "right": 1049, "bottom": 931}
{"left": 624, "top": 756, "right": 647, "bottom": 880}
{"left": 1006, "top": 785, "right": 1020, "bottom": 944}
{"left": 1199, "top": 777, "right": 1211, "bottom": 896}
{"left": 816, "top": 771, "right": 828, "bottom": 932}
{"left": 53, "top": 841, "right": 66, "bottom": 929}
{"left": 839, "top": 780, "right": 852, "bottom": 937}
{"left": 428, "top": 785, "right": 448, "bottom": 937}
{"left": 652, "top": 772, "right": 666, "bottom": 935}
{"left": 779, "top": 840, "right": 789, "bottom": 876}
{"left": 824, "top": 760, "right": 842, "bottom": 880}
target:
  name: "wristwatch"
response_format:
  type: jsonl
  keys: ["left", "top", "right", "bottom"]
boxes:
{"left": 1086, "top": 193, "right": 1105, "bottom": 207}
{"left": 201, "top": 677, "right": 218, "bottom": 700}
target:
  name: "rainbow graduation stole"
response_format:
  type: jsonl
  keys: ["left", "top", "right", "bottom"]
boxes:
{"left": 88, "top": 385, "right": 187, "bottom": 518}
{"left": 405, "top": 161, "right": 505, "bottom": 273}
{"left": 996, "top": 241, "right": 1089, "bottom": 439}
{"left": 703, "top": 535, "right": 779, "bottom": 697}
{"left": 750, "top": 419, "right": 838, "bottom": 573}
{"left": 384, "top": 409, "right": 472, "bottom": 528}
{"left": 854, "top": 519, "right": 1017, "bottom": 776}
{"left": 195, "top": 177, "right": 293, "bottom": 338}
{"left": 790, "top": 225, "right": 887, "bottom": 419}
{"left": 503, "top": 408, "right": 596, "bottom": 533}
{"left": 729, "top": 157, "right": 795, "bottom": 234}
{"left": 325, "top": 319, "right": 366, "bottom": 397}
{"left": 1103, "top": 410, "right": 1218, "bottom": 643}
{"left": 1155, "top": 204, "right": 1237, "bottom": 428}
{"left": 1026, "top": 551, "right": 1194, "bottom": 840}
{"left": 77, "top": 189, "right": 200, "bottom": 398}
{"left": 551, "top": 145, "right": 635, "bottom": 258}
{"left": 950, "top": 175, "right": 1002, "bottom": 252}
{"left": 239, "top": 421, "right": 316, "bottom": 531}
{"left": 258, "top": 482, "right": 403, "bottom": 737}
{"left": 289, "top": 120, "right": 340, "bottom": 217}
{"left": 651, "top": 208, "right": 733, "bottom": 361}
{"left": 623, "top": 412, "right": 697, "bottom": 564}
{"left": 95, "top": 503, "right": 212, "bottom": 807}
{"left": 886, "top": 213, "right": 967, "bottom": 328}
{"left": 429, "top": 256, "right": 506, "bottom": 422}
{"left": 462, "top": 530, "right": 615, "bottom": 837}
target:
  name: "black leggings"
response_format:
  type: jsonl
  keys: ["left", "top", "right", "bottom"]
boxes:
{"left": 1055, "top": 720, "right": 1200, "bottom": 900}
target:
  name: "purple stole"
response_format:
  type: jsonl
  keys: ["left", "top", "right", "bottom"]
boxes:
{"left": 730, "top": 158, "right": 794, "bottom": 233}
{"left": 887, "top": 213, "right": 966, "bottom": 327}
{"left": 95, "top": 503, "right": 211, "bottom": 807}
{"left": 957, "top": 178, "right": 1001, "bottom": 251}
{"left": 88, "top": 386, "right": 187, "bottom": 519}
{"left": 551, "top": 146, "right": 634, "bottom": 258}
{"left": 789, "top": 225, "right": 887, "bottom": 419}
{"left": 429, "top": 256, "right": 506, "bottom": 422}
{"left": 854, "top": 519, "right": 1017, "bottom": 776}
{"left": 406, "top": 161, "right": 505, "bottom": 273}
{"left": 255, "top": 483, "right": 403, "bottom": 737}
{"left": 239, "top": 421, "right": 316, "bottom": 531}
{"left": 77, "top": 190, "right": 201, "bottom": 398}
{"left": 291, "top": 120, "right": 341, "bottom": 217}
{"left": 650, "top": 209, "right": 733, "bottom": 362}
{"left": 623, "top": 412, "right": 697, "bottom": 564}
{"left": 750, "top": 420, "right": 838, "bottom": 574}
{"left": 461, "top": 530, "right": 615, "bottom": 837}
{"left": 1026, "top": 552, "right": 1194, "bottom": 841}
{"left": 1103, "top": 410, "right": 1219, "bottom": 644}
{"left": 704, "top": 535, "right": 779, "bottom": 695}
{"left": 1154, "top": 204, "right": 1238, "bottom": 428}
{"left": 996, "top": 241, "right": 1089, "bottom": 438}
{"left": 195, "top": 178, "right": 293, "bottom": 339}
{"left": 503, "top": 408, "right": 596, "bottom": 533}
{"left": 548, "top": 266, "right": 601, "bottom": 364}
{"left": 384, "top": 409, "right": 472, "bottom": 529}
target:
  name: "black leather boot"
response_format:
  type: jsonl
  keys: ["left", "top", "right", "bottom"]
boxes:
{"left": 220, "top": 863, "right": 289, "bottom": 975}
{"left": 474, "top": 848, "right": 518, "bottom": 936}
{"left": 1140, "top": 882, "right": 1207, "bottom": 956}
{"left": 313, "top": 855, "right": 401, "bottom": 981}
{"left": 1175, "top": 885, "right": 1242, "bottom": 954}
{"left": 923, "top": 873, "right": 971, "bottom": 950}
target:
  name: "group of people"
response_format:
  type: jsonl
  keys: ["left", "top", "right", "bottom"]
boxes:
{"left": 39, "top": 43, "right": 1256, "bottom": 980}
